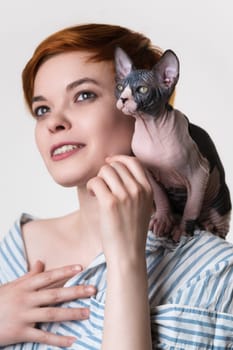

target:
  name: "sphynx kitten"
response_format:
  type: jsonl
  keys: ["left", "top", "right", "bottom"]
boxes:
{"left": 114, "top": 47, "right": 231, "bottom": 241}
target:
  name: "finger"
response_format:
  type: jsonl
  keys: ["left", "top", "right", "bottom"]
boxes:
{"left": 108, "top": 160, "right": 152, "bottom": 203}
{"left": 97, "top": 164, "right": 129, "bottom": 199}
{"left": 106, "top": 155, "right": 151, "bottom": 192}
{"left": 29, "top": 260, "right": 45, "bottom": 275}
{"left": 15, "top": 261, "right": 45, "bottom": 285}
{"left": 41, "top": 277, "right": 75, "bottom": 289}
{"left": 27, "top": 306, "right": 90, "bottom": 323}
{"left": 24, "top": 327, "right": 76, "bottom": 347}
{"left": 87, "top": 176, "right": 114, "bottom": 202}
{"left": 29, "top": 285, "right": 96, "bottom": 306}
{"left": 16, "top": 261, "right": 46, "bottom": 287}
{"left": 27, "top": 265, "right": 83, "bottom": 291}
{"left": 107, "top": 161, "right": 144, "bottom": 197}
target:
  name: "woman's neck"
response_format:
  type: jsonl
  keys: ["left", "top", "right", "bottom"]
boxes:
{"left": 77, "top": 186, "right": 101, "bottom": 229}
{"left": 74, "top": 186, "right": 103, "bottom": 252}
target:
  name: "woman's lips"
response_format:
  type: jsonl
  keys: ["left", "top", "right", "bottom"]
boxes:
{"left": 51, "top": 143, "right": 86, "bottom": 161}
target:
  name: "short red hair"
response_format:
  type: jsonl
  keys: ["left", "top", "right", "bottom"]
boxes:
{"left": 22, "top": 23, "right": 163, "bottom": 114}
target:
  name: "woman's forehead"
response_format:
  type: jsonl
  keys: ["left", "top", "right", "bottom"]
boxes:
{"left": 37, "top": 51, "right": 113, "bottom": 74}
{"left": 34, "top": 51, "right": 115, "bottom": 92}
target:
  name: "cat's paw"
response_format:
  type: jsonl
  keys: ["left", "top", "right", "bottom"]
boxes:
{"left": 172, "top": 219, "right": 196, "bottom": 242}
{"left": 171, "top": 226, "right": 184, "bottom": 242}
{"left": 149, "top": 211, "right": 174, "bottom": 236}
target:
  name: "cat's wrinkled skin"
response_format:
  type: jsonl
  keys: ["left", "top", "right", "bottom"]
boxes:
{"left": 115, "top": 47, "right": 231, "bottom": 241}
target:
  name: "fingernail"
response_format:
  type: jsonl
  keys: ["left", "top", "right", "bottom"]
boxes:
{"left": 81, "top": 308, "right": 90, "bottom": 318}
{"left": 72, "top": 265, "right": 82, "bottom": 272}
{"left": 85, "top": 285, "right": 96, "bottom": 294}
{"left": 67, "top": 337, "right": 77, "bottom": 346}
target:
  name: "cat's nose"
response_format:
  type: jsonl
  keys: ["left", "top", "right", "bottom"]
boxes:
{"left": 120, "top": 97, "right": 128, "bottom": 104}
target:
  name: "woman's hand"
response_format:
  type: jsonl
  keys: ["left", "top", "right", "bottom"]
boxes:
{"left": 87, "top": 155, "right": 153, "bottom": 350}
{"left": 0, "top": 261, "right": 96, "bottom": 347}
{"left": 87, "top": 155, "right": 153, "bottom": 265}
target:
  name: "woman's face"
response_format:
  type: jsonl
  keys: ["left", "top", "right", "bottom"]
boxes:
{"left": 32, "top": 51, "right": 135, "bottom": 187}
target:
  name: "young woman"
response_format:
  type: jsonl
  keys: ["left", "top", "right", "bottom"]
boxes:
{"left": 0, "top": 23, "right": 233, "bottom": 350}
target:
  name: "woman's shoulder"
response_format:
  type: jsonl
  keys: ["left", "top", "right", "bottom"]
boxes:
{"left": 22, "top": 210, "right": 82, "bottom": 270}
{"left": 22, "top": 213, "right": 71, "bottom": 269}
{"left": 0, "top": 211, "right": 79, "bottom": 282}
{"left": 22, "top": 213, "right": 60, "bottom": 238}
{"left": 1, "top": 213, "right": 57, "bottom": 254}
{"left": 21, "top": 211, "right": 78, "bottom": 241}
{"left": 0, "top": 213, "right": 35, "bottom": 282}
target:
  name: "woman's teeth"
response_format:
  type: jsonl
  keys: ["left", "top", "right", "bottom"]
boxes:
{"left": 53, "top": 144, "right": 78, "bottom": 156}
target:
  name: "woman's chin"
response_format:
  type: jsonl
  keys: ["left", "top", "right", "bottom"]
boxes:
{"left": 51, "top": 171, "right": 94, "bottom": 189}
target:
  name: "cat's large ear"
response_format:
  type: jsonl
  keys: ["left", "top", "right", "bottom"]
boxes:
{"left": 153, "top": 50, "right": 179, "bottom": 93}
{"left": 114, "top": 47, "right": 133, "bottom": 80}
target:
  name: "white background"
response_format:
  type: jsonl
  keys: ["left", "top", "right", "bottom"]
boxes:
{"left": 0, "top": 0, "right": 232, "bottom": 241}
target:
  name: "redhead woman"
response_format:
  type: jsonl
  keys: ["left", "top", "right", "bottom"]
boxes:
{"left": 0, "top": 23, "right": 233, "bottom": 349}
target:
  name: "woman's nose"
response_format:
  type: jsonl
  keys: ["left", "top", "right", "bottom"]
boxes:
{"left": 47, "top": 111, "right": 71, "bottom": 133}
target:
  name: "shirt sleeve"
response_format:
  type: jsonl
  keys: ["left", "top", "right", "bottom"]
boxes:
{"left": 150, "top": 253, "right": 233, "bottom": 349}
{"left": 151, "top": 304, "right": 233, "bottom": 349}
{"left": 0, "top": 215, "right": 28, "bottom": 284}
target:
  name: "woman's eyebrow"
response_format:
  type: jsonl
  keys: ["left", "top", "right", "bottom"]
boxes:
{"left": 66, "top": 78, "right": 99, "bottom": 91}
{"left": 32, "top": 95, "right": 47, "bottom": 104}
{"left": 32, "top": 78, "right": 100, "bottom": 104}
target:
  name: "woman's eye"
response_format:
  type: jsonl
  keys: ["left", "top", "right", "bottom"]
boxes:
{"left": 75, "top": 91, "right": 96, "bottom": 102}
{"left": 33, "top": 106, "right": 50, "bottom": 117}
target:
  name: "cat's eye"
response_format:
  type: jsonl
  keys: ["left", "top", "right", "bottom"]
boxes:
{"left": 138, "top": 86, "right": 148, "bottom": 94}
{"left": 116, "top": 83, "right": 124, "bottom": 92}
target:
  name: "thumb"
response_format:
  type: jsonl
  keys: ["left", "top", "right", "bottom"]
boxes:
{"left": 28, "top": 260, "right": 45, "bottom": 275}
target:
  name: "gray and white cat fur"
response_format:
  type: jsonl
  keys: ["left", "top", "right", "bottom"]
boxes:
{"left": 114, "top": 47, "right": 231, "bottom": 241}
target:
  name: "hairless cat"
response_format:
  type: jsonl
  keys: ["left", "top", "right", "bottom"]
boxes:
{"left": 115, "top": 47, "right": 231, "bottom": 241}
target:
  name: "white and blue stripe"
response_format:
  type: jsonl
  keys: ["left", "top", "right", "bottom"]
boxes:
{"left": 1, "top": 213, "right": 233, "bottom": 349}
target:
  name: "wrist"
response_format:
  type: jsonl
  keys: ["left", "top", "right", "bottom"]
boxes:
{"left": 105, "top": 243, "right": 147, "bottom": 266}
{"left": 106, "top": 254, "right": 147, "bottom": 281}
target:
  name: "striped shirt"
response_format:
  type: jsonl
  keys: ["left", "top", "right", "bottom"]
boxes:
{"left": 1, "top": 213, "right": 233, "bottom": 349}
